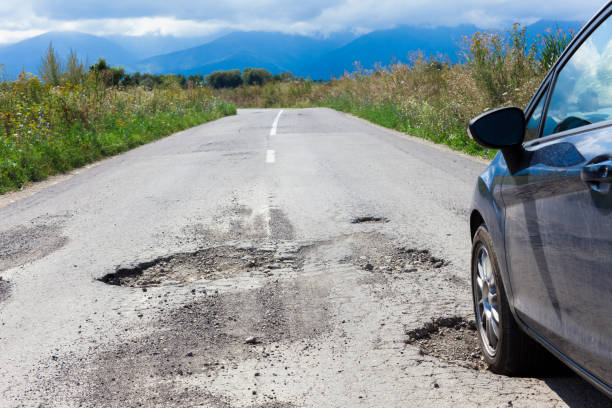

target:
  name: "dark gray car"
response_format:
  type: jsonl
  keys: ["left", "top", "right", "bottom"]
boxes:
{"left": 468, "top": 1, "right": 612, "bottom": 397}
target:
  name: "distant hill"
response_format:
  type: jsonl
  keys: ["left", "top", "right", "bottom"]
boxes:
{"left": 304, "top": 20, "right": 583, "bottom": 79}
{"left": 0, "top": 31, "right": 133, "bottom": 78}
{"left": 304, "top": 25, "right": 479, "bottom": 79}
{"left": 105, "top": 33, "right": 231, "bottom": 61}
{"left": 0, "top": 21, "right": 583, "bottom": 81}
{"left": 524, "top": 20, "right": 584, "bottom": 44}
{"left": 135, "top": 31, "right": 354, "bottom": 76}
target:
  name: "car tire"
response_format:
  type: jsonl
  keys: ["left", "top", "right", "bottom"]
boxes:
{"left": 471, "top": 225, "right": 543, "bottom": 375}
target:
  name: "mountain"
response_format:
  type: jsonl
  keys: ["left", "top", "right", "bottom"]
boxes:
{"left": 305, "top": 25, "right": 479, "bottom": 79}
{"left": 135, "top": 31, "right": 355, "bottom": 76}
{"left": 524, "top": 20, "right": 583, "bottom": 44}
{"left": 0, "top": 21, "right": 583, "bottom": 81}
{"left": 0, "top": 31, "right": 133, "bottom": 78}
{"left": 105, "top": 33, "right": 231, "bottom": 61}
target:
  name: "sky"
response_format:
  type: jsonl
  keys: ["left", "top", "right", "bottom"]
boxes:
{"left": 0, "top": 0, "right": 605, "bottom": 45}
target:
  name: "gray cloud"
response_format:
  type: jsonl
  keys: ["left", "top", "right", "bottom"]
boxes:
{"left": 0, "top": 0, "right": 604, "bottom": 44}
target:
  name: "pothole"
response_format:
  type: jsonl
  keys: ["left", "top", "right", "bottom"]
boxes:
{"left": 405, "top": 316, "right": 486, "bottom": 370}
{"left": 352, "top": 247, "right": 447, "bottom": 273}
{"left": 98, "top": 245, "right": 303, "bottom": 287}
{"left": 351, "top": 216, "right": 389, "bottom": 224}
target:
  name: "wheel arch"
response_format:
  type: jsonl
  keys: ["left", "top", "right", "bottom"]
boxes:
{"left": 470, "top": 209, "right": 485, "bottom": 239}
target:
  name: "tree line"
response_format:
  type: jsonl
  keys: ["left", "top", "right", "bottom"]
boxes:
{"left": 34, "top": 42, "right": 300, "bottom": 89}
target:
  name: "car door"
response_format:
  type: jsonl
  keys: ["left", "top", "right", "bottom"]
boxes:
{"left": 501, "top": 11, "right": 612, "bottom": 386}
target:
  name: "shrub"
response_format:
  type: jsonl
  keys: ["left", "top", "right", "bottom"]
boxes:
{"left": 242, "top": 68, "right": 273, "bottom": 86}
{"left": 206, "top": 70, "right": 243, "bottom": 89}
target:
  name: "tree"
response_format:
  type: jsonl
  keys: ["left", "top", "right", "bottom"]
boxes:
{"left": 205, "top": 70, "right": 242, "bottom": 89}
{"left": 242, "top": 67, "right": 272, "bottom": 86}
{"left": 39, "top": 42, "right": 62, "bottom": 86}
{"left": 64, "top": 49, "right": 85, "bottom": 85}
{"left": 88, "top": 58, "right": 125, "bottom": 87}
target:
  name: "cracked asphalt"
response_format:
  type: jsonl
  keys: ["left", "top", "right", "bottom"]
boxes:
{"left": 0, "top": 108, "right": 609, "bottom": 407}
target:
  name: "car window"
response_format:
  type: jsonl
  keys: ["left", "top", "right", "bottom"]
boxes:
{"left": 543, "top": 16, "right": 612, "bottom": 137}
{"left": 524, "top": 87, "right": 547, "bottom": 142}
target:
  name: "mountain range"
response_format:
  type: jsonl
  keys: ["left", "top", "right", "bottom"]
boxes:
{"left": 0, "top": 20, "right": 582, "bottom": 80}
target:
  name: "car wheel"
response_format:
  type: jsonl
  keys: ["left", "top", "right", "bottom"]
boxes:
{"left": 471, "top": 225, "right": 542, "bottom": 375}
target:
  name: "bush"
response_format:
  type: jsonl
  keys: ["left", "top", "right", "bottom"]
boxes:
{"left": 242, "top": 68, "right": 273, "bottom": 86}
{"left": 205, "top": 70, "right": 243, "bottom": 89}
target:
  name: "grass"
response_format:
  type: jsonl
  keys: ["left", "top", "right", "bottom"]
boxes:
{"left": 0, "top": 75, "right": 236, "bottom": 194}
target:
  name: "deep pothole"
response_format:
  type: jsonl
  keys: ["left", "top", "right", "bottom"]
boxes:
{"left": 404, "top": 316, "right": 486, "bottom": 370}
{"left": 353, "top": 247, "right": 447, "bottom": 273}
{"left": 98, "top": 245, "right": 303, "bottom": 287}
{"left": 351, "top": 216, "right": 389, "bottom": 224}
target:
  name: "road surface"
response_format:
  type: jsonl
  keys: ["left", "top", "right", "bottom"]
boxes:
{"left": 0, "top": 108, "right": 608, "bottom": 407}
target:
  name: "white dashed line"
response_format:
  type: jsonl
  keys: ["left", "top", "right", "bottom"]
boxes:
{"left": 266, "top": 149, "right": 276, "bottom": 163}
{"left": 270, "top": 109, "right": 284, "bottom": 136}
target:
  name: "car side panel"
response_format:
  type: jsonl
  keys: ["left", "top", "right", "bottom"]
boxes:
{"left": 501, "top": 126, "right": 612, "bottom": 388}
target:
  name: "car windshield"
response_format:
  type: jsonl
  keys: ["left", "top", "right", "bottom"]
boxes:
{"left": 543, "top": 16, "right": 612, "bottom": 136}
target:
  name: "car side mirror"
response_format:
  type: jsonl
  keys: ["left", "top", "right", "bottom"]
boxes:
{"left": 468, "top": 106, "right": 525, "bottom": 148}
{"left": 468, "top": 106, "right": 528, "bottom": 174}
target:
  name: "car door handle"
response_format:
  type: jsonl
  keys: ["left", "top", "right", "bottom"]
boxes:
{"left": 581, "top": 160, "right": 612, "bottom": 182}
{"left": 581, "top": 160, "right": 612, "bottom": 192}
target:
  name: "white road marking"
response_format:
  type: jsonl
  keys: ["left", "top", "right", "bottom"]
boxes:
{"left": 270, "top": 109, "right": 284, "bottom": 136}
{"left": 266, "top": 149, "right": 276, "bottom": 163}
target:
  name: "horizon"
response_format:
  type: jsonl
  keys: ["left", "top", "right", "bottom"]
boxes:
{"left": 0, "top": 18, "right": 584, "bottom": 80}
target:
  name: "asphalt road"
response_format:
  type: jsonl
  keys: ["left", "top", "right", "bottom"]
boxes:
{"left": 0, "top": 108, "right": 609, "bottom": 407}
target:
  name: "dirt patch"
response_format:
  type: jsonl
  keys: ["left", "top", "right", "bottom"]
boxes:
{"left": 0, "top": 277, "right": 10, "bottom": 303}
{"left": 0, "top": 223, "right": 68, "bottom": 272}
{"left": 269, "top": 208, "right": 295, "bottom": 240}
{"left": 98, "top": 245, "right": 304, "bottom": 287}
{"left": 351, "top": 216, "right": 389, "bottom": 224}
{"left": 49, "top": 278, "right": 331, "bottom": 407}
{"left": 405, "top": 316, "right": 486, "bottom": 370}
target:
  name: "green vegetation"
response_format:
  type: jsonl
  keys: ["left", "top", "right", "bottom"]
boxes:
{"left": 214, "top": 24, "right": 574, "bottom": 158}
{"left": 205, "top": 67, "right": 294, "bottom": 89}
{"left": 206, "top": 69, "right": 243, "bottom": 89}
{"left": 242, "top": 68, "right": 273, "bottom": 86}
{"left": 0, "top": 49, "right": 236, "bottom": 194}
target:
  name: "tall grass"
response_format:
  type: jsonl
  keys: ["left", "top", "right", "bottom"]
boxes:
{"left": 215, "top": 24, "right": 573, "bottom": 158}
{"left": 0, "top": 74, "right": 236, "bottom": 193}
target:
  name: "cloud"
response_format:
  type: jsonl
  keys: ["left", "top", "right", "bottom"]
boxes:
{"left": 0, "top": 0, "right": 604, "bottom": 45}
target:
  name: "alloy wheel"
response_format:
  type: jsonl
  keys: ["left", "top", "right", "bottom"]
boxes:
{"left": 474, "top": 243, "right": 500, "bottom": 357}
